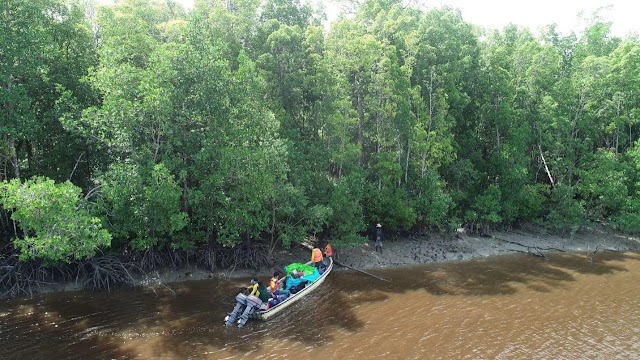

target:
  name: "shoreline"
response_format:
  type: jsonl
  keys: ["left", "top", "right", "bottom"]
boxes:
{"left": 21, "top": 226, "right": 640, "bottom": 296}
{"left": 139, "top": 225, "right": 640, "bottom": 287}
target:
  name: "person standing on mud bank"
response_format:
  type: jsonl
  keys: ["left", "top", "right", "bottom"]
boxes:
{"left": 374, "top": 223, "right": 383, "bottom": 254}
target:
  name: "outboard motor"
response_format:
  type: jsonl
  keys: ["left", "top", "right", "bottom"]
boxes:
{"left": 224, "top": 292, "right": 248, "bottom": 326}
{"left": 237, "top": 295, "right": 263, "bottom": 328}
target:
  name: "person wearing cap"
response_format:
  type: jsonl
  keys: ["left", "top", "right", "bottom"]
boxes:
{"left": 374, "top": 223, "right": 384, "bottom": 253}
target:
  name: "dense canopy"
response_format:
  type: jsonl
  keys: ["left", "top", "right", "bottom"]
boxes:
{"left": 2, "top": 0, "right": 640, "bottom": 285}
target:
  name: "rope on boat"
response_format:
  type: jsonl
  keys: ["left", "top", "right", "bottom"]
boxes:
{"left": 333, "top": 259, "right": 391, "bottom": 282}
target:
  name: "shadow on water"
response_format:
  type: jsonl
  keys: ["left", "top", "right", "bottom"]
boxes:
{"left": 158, "top": 276, "right": 368, "bottom": 356}
{"left": 1, "top": 251, "right": 637, "bottom": 359}
{"left": 361, "top": 251, "right": 634, "bottom": 298}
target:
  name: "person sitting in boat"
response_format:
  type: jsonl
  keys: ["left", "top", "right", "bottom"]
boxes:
{"left": 284, "top": 271, "right": 308, "bottom": 294}
{"left": 269, "top": 270, "right": 290, "bottom": 297}
{"left": 237, "top": 279, "right": 270, "bottom": 328}
{"left": 267, "top": 291, "right": 289, "bottom": 308}
{"left": 311, "top": 247, "right": 329, "bottom": 273}
{"left": 323, "top": 242, "right": 334, "bottom": 259}
{"left": 311, "top": 247, "right": 325, "bottom": 270}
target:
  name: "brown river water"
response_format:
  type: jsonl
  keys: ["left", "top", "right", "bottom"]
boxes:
{"left": 2, "top": 252, "right": 640, "bottom": 359}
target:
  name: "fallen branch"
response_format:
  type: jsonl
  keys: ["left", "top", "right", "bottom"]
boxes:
{"left": 533, "top": 246, "right": 548, "bottom": 260}
{"left": 491, "top": 236, "right": 566, "bottom": 253}
{"left": 503, "top": 247, "right": 547, "bottom": 259}
{"left": 145, "top": 271, "right": 176, "bottom": 297}
{"left": 589, "top": 244, "right": 600, "bottom": 263}
{"left": 334, "top": 259, "right": 390, "bottom": 282}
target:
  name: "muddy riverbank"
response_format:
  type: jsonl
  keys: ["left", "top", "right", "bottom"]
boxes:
{"left": 132, "top": 224, "right": 640, "bottom": 290}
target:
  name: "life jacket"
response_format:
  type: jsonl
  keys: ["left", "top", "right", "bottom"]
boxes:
{"left": 248, "top": 283, "right": 260, "bottom": 297}
{"left": 324, "top": 243, "right": 333, "bottom": 257}
{"left": 311, "top": 248, "right": 323, "bottom": 262}
{"left": 269, "top": 276, "right": 279, "bottom": 293}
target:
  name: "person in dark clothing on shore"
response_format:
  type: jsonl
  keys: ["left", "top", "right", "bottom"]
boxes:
{"left": 374, "top": 223, "right": 383, "bottom": 254}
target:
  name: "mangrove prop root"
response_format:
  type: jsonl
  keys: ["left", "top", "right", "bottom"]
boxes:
{"left": 77, "top": 256, "right": 136, "bottom": 292}
{"left": 0, "top": 256, "right": 67, "bottom": 297}
{"left": 219, "top": 244, "right": 270, "bottom": 271}
{"left": 1, "top": 242, "right": 280, "bottom": 297}
{"left": 197, "top": 246, "right": 218, "bottom": 271}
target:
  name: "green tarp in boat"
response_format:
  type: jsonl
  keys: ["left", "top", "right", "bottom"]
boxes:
{"left": 284, "top": 262, "right": 316, "bottom": 276}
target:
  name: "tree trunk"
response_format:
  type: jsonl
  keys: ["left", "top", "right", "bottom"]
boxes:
{"left": 354, "top": 71, "right": 364, "bottom": 166}
{"left": 405, "top": 139, "right": 410, "bottom": 185}
{"left": 6, "top": 135, "right": 20, "bottom": 179}
{"left": 538, "top": 144, "right": 554, "bottom": 189}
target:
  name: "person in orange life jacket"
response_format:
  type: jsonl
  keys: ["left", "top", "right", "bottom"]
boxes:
{"left": 311, "top": 246, "right": 329, "bottom": 273}
{"left": 237, "top": 279, "right": 270, "bottom": 328}
{"left": 267, "top": 271, "right": 290, "bottom": 308}
{"left": 323, "top": 242, "right": 334, "bottom": 259}
{"left": 269, "top": 270, "right": 290, "bottom": 297}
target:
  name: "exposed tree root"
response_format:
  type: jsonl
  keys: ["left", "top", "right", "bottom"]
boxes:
{"left": 0, "top": 240, "right": 279, "bottom": 297}
{"left": 218, "top": 243, "right": 271, "bottom": 271}
{"left": 491, "top": 235, "right": 567, "bottom": 258}
{"left": 586, "top": 244, "right": 618, "bottom": 263}
{"left": 0, "top": 256, "right": 70, "bottom": 297}
{"left": 166, "top": 248, "right": 190, "bottom": 269}
{"left": 137, "top": 248, "right": 166, "bottom": 271}
{"left": 197, "top": 245, "right": 219, "bottom": 271}
{"left": 77, "top": 256, "right": 136, "bottom": 292}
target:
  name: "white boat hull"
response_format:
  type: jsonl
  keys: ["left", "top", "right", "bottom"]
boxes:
{"left": 253, "top": 257, "right": 333, "bottom": 320}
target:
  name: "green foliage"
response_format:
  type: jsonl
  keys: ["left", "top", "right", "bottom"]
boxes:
{"left": 365, "top": 186, "right": 416, "bottom": 231}
{"left": 577, "top": 150, "right": 628, "bottom": 220}
{"left": 0, "top": 177, "right": 111, "bottom": 263}
{"left": 611, "top": 197, "right": 640, "bottom": 233}
{"left": 268, "top": 184, "right": 332, "bottom": 249}
{"left": 545, "top": 184, "right": 586, "bottom": 235}
{"left": 470, "top": 184, "right": 503, "bottom": 226}
{"left": 4, "top": 0, "right": 640, "bottom": 269}
{"left": 1, "top": 0, "right": 99, "bottom": 183}
{"left": 327, "top": 174, "right": 368, "bottom": 247}
{"left": 513, "top": 184, "right": 549, "bottom": 222}
{"left": 98, "top": 163, "right": 187, "bottom": 250}
{"left": 413, "top": 171, "right": 454, "bottom": 229}
{"left": 184, "top": 50, "right": 288, "bottom": 248}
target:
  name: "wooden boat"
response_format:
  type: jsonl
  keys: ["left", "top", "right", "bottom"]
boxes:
{"left": 251, "top": 256, "right": 333, "bottom": 320}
